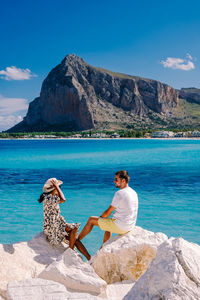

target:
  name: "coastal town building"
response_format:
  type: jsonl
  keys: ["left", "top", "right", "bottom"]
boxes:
{"left": 110, "top": 132, "right": 120, "bottom": 138}
{"left": 174, "top": 132, "right": 185, "bottom": 138}
{"left": 151, "top": 131, "right": 174, "bottom": 138}
{"left": 191, "top": 131, "right": 200, "bottom": 137}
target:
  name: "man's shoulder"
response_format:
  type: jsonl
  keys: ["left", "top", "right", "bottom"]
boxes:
{"left": 128, "top": 186, "right": 137, "bottom": 194}
{"left": 113, "top": 187, "right": 138, "bottom": 199}
{"left": 120, "top": 187, "right": 138, "bottom": 200}
{"left": 113, "top": 190, "right": 121, "bottom": 199}
{"left": 120, "top": 186, "right": 136, "bottom": 194}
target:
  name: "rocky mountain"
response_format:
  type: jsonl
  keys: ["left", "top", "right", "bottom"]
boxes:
{"left": 7, "top": 54, "right": 199, "bottom": 132}
{"left": 179, "top": 87, "right": 200, "bottom": 105}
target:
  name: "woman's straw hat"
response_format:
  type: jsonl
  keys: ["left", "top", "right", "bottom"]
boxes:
{"left": 43, "top": 178, "right": 63, "bottom": 193}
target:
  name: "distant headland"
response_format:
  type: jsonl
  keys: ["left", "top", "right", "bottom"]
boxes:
{"left": 6, "top": 54, "right": 200, "bottom": 133}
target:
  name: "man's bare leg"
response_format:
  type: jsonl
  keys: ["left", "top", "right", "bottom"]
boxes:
{"left": 99, "top": 231, "right": 112, "bottom": 250}
{"left": 78, "top": 216, "right": 99, "bottom": 240}
{"left": 103, "top": 231, "right": 112, "bottom": 244}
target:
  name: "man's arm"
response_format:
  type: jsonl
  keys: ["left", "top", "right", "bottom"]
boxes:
{"left": 100, "top": 205, "right": 115, "bottom": 218}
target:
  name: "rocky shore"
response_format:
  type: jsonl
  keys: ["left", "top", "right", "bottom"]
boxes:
{"left": 1, "top": 226, "right": 200, "bottom": 300}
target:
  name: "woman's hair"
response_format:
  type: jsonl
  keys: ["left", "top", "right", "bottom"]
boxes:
{"left": 38, "top": 191, "right": 51, "bottom": 203}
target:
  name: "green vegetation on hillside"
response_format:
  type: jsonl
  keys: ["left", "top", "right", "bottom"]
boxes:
{"left": 88, "top": 64, "right": 152, "bottom": 82}
{"left": 2, "top": 98, "right": 200, "bottom": 138}
{"left": 173, "top": 99, "right": 200, "bottom": 125}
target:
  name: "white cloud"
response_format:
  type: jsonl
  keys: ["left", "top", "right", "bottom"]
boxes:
{"left": 0, "top": 66, "right": 36, "bottom": 80}
{"left": 0, "top": 115, "right": 23, "bottom": 131}
{"left": 0, "top": 95, "right": 28, "bottom": 114}
{"left": 161, "top": 54, "right": 195, "bottom": 71}
{"left": 0, "top": 95, "right": 28, "bottom": 131}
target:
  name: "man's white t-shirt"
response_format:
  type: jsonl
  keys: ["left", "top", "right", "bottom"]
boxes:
{"left": 111, "top": 186, "right": 138, "bottom": 231}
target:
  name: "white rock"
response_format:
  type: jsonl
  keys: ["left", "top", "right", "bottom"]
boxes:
{"left": 7, "top": 278, "right": 101, "bottom": 300}
{"left": 7, "top": 278, "right": 67, "bottom": 300}
{"left": 91, "top": 226, "right": 168, "bottom": 284}
{"left": 38, "top": 248, "right": 107, "bottom": 295}
{"left": 124, "top": 238, "right": 200, "bottom": 300}
{"left": 172, "top": 238, "right": 200, "bottom": 285}
{"left": 0, "top": 233, "right": 67, "bottom": 297}
{"left": 106, "top": 280, "right": 135, "bottom": 300}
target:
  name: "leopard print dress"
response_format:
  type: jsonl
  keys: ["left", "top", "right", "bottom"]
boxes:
{"left": 43, "top": 194, "right": 80, "bottom": 246}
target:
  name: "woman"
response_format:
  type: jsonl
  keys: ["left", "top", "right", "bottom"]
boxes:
{"left": 38, "top": 178, "right": 90, "bottom": 260}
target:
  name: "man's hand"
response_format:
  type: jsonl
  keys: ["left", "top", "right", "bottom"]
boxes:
{"left": 100, "top": 205, "right": 115, "bottom": 218}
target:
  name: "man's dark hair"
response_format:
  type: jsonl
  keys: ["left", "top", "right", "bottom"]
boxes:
{"left": 115, "top": 170, "right": 130, "bottom": 183}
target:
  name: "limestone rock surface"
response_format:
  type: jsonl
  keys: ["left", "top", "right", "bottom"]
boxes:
{"left": 91, "top": 226, "right": 168, "bottom": 284}
{"left": 8, "top": 54, "right": 179, "bottom": 132}
{"left": 106, "top": 280, "right": 134, "bottom": 300}
{"left": 38, "top": 248, "right": 107, "bottom": 295}
{"left": 0, "top": 233, "right": 67, "bottom": 298}
{"left": 124, "top": 237, "right": 200, "bottom": 300}
{"left": 7, "top": 278, "right": 101, "bottom": 300}
{"left": 1, "top": 228, "right": 199, "bottom": 300}
{"left": 7, "top": 278, "right": 67, "bottom": 300}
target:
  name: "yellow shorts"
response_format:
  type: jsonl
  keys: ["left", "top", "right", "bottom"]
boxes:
{"left": 98, "top": 218, "right": 128, "bottom": 235}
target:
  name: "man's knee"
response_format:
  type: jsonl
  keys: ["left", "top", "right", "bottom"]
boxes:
{"left": 87, "top": 216, "right": 99, "bottom": 225}
{"left": 105, "top": 231, "right": 111, "bottom": 236}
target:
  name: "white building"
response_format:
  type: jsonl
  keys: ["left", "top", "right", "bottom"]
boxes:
{"left": 191, "top": 131, "right": 200, "bottom": 137}
{"left": 151, "top": 131, "right": 174, "bottom": 138}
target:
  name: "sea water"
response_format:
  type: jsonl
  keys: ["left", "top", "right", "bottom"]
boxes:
{"left": 0, "top": 139, "right": 199, "bottom": 255}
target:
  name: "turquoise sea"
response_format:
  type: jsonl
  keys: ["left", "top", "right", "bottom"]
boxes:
{"left": 0, "top": 139, "right": 199, "bottom": 255}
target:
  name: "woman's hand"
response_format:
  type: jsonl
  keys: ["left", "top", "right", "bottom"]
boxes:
{"left": 51, "top": 179, "right": 59, "bottom": 189}
{"left": 51, "top": 179, "right": 66, "bottom": 203}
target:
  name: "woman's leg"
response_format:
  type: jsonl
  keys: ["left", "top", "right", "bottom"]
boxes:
{"left": 65, "top": 226, "right": 91, "bottom": 260}
{"left": 75, "top": 239, "right": 91, "bottom": 261}
{"left": 65, "top": 226, "right": 78, "bottom": 250}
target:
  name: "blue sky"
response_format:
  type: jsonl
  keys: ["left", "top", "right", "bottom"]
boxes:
{"left": 0, "top": 0, "right": 200, "bottom": 131}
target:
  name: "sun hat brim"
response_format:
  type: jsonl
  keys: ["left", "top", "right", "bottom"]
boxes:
{"left": 43, "top": 178, "right": 63, "bottom": 193}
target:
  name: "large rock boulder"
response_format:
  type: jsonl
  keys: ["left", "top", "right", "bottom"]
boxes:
{"left": 38, "top": 248, "right": 107, "bottom": 295}
{"left": 124, "top": 237, "right": 200, "bottom": 300}
{"left": 91, "top": 226, "right": 168, "bottom": 284}
{"left": 106, "top": 280, "right": 134, "bottom": 300}
{"left": 7, "top": 278, "right": 101, "bottom": 300}
{"left": 7, "top": 278, "right": 68, "bottom": 300}
{"left": 0, "top": 233, "right": 67, "bottom": 298}
{"left": 8, "top": 54, "right": 179, "bottom": 132}
{"left": 1, "top": 228, "right": 199, "bottom": 300}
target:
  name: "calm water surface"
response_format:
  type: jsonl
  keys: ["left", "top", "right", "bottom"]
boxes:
{"left": 0, "top": 139, "right": 199, "bottom": 255}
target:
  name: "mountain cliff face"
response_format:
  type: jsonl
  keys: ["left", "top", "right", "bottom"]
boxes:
{"left": 8, "top": 54, "right": 179, "bottom": 132}
{"left": 179, "top": 88, "right": 200, "bottom": 105}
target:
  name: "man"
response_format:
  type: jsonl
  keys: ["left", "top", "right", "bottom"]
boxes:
{"left": 78, "top": 170, "right": 138, "bottom": 246}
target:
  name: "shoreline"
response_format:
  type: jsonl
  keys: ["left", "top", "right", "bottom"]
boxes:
{"left": 0, "top": 137, "right": 200, "bottom": 141}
